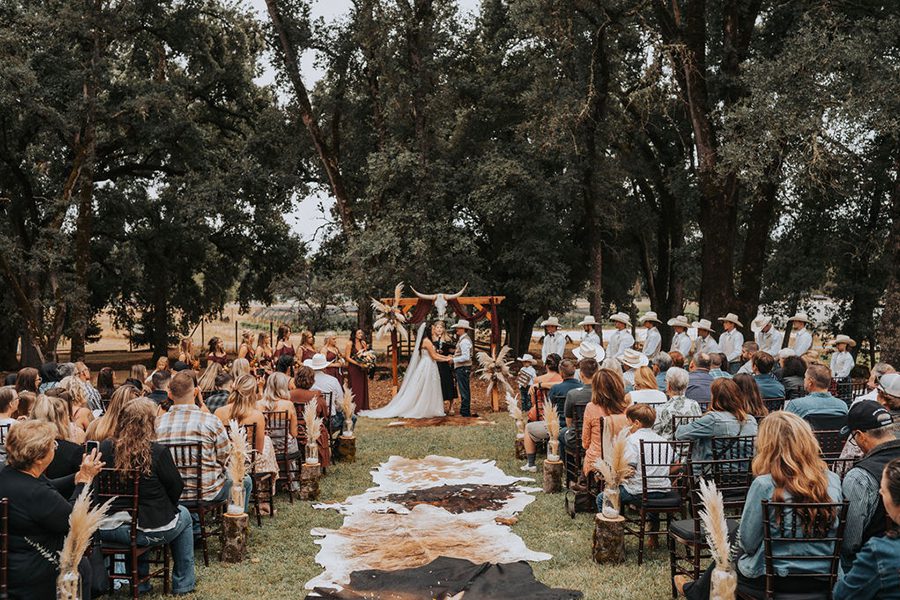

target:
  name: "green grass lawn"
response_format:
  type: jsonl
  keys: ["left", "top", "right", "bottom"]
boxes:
{"left": 147, "top": 414, "right": 673, "bottom": 599}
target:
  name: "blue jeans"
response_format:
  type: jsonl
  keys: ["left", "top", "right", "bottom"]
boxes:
{"left": 100, "top": 505, "right": 196, "bottom": 594}
{"left": 192, "top": 475, "right": 253, "bottom": 535}
{"left": 456, "top": 367, "right": 472, "bottom": 416}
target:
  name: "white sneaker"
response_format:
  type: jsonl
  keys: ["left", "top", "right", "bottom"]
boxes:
{"left": 520, "top": 464, "right": 537, "bottom": 472}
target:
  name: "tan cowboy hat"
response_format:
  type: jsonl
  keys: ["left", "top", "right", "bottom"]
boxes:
{"left": 450, "top": 319, "right": 473, "bottom": 330}
{"left": 751, "top": 315, "right": 772, "bottom": 334}
{"left": 829, "top": 334, "right": 856, "bottom": 348}
{"left": 621, "top": 348, "right": 649, "bottom": 369}
{"left": 639, "top": 311, "right": 662, "bottom": 325}
{"left": 573, "top": 341, "right": 605, "bottom": 362}
{"left": 788, "top": 312, "right": 812, "bottom": 325}
{"left": 540, "top": 316, "right": 561, "bottom": 328}
{"left": 777, "top": 348, "right": 796, "bottom": 359}
{"left": 577, "top": 315, "right": 598, "bottom": 327}
{"left": 517, "top": 353, "right": 535, "bottom": 363}
{"left": 610, "top": 312, "right": 631, "bottom": 326}
{"left": 691, "top": 318, "right": 715, "bottom": 333}
{"left": 717, "top": 313, "right": 743, "bottom": 327}
{"left": 303, "top": 353, "right": 333, "bottom": 371}
{"left": 667, "top": 315, "right": 690, "bottom": 328}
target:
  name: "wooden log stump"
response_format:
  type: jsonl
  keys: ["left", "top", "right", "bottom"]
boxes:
{"left": 336, "top": 435, "right": 357, "bottom": 463}
{"left": 515, "top": 436, "right": 526, "bottom": 460}
{"left": 592, "top": 513, "right": 625, "bottom": 564}
{"left": 491, "top": 388, "right": 500, "bottom": 413}
{"left": 222, "top": 512, "right": 249, "bottom": 563}
{"left": 300, "top": 462, "right": 321, "bottom": 500}
{"left": 542, "top": 459, "right": 563, "bottom": 493}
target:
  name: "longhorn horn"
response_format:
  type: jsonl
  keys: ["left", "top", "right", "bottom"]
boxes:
{"left": 445, "top": 283, "right": 469, "bottom": 300}
{"left": 409, "top": 286, "right": 437, "bottom": 301}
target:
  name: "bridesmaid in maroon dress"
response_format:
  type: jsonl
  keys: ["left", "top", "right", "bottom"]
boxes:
{"left": 273, "top": 325, "right": 296, "bottom": 361}
{"left": 344, "top": 329, "right": 371, "bottom": 411}
{"left": 298, "top": 330, "right": 317, "bottom": 363}
{"left": 206, "top": 337, "right": 228, "bottom": 366}
{"left": 321, "top": 333, "right": 345, "bottom": 383}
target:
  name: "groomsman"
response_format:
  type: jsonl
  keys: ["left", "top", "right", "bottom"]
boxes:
{"left": 752, "top": 315, "right": 783, "bottom": 356}
{"left": 717, "top": 313, "right": 744, "bottom": 373}
{"left": 639, "top": 311, "right": 662, "bottom": 357}
{"left": 578, "top": 315, "right": 602, "bottom": 347}
{"left": 828, "top": 334, "right": 856, "bottom": 379}
{"left": 667, "top": 315, "right": 693, "bottom": 357}
{"left": 788, "top": 312, "right": 814, "bottom": 355}
{"left": 451, "top": 319, "right": 474, "bottom": 417}
{"left": 606, "top": 312, "right": 634, "bottom": 359}
{"left": 691, "top": 319, "right": 720, "bottom": 355}
{"left": 541, "top": 316, "right": 566, "bottom": 362}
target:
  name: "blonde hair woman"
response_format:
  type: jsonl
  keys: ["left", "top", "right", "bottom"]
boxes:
{"left": 85, "top": 384, "right": 140, "bottom": 441}
{"left": 178, "top": 337, "right": 195, "bottom": 365}
{"left": 231, "top": 358, "right": 251, "bottom": 379}
{"left": 299, "top": 330, "right": 316, "bottom": 362}
{"left": 58, "top": 376, "right": 94, "bottom": 433}
{"left": 259, "top": 372, "right": 299, "bottom": 451}
{"left": 197, "top": 361, "right": 222, "bottom": 395}
{"left": 625, "top": 365, "right": 667, "bottom": 405}
{"left": 320, "top": 332, "right": 344, "bottom": 382}
{"left": 238, "top": 331, "right": 256, "bottom": 363}
{"left": 30, "top": 395, "right": 86, "bottom": 483}
{"left": 256, "top": 332, "right": 274, "bottom": 370}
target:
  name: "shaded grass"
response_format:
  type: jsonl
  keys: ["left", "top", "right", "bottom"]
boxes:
{"left": 146, "top": 414, "right": 672, "bottom": 599}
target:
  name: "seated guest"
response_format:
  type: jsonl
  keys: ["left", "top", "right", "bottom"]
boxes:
{"left": 779, "top": 354, "right": 807, "bottom": 397}
{"left": 54, "top": 377, "right": 94, "bottom": 433}
{"left": 785, "top": 364, "right": 849, "bottom": 420}
{"left": 531, "top": 353, "right": 563, "bottom": 397}
{"left": 599, "top": 357, "right": 625, "bottom": 386}
{"left": 709, "top": 353, "right": 733, "bottom": 379}
{"left": 146, "top": 370, "right": 172, "bottom": 408}
{"left": 840, "top": 401, "right": 900, "bottom": 569}
{"left": 258, "top": 371, "right": 300, "bottom": 452}
{"left": 156, "top": 371, "right": 251, "bottom": 511}
{"left": 307, "top": 353, "right": 356, "bottom": 433}
{"left": 275, "top": 354, "right": 295, "bottom": 376}
{"left": 99, "top": 400, "right": 195, "bottom": 595}
{"left": 0, "top": 421, "right": 103, "bottom": 600}
{"left": 12, "top": 391, "right": 35, "bottom": 420}
{"left": 213, "top": 374, "right": 268, "bottom": 456}
{"left": 38, "top": 362, "right": 60, "bottom": 394}
{"left": 85, "top": 385, "right": 140, "bottom": 442}
{"left": 626, "top": 366, "right": 666, "bottom": 405}
{"left": 520, "top": 359, "right": 582, "bottom": 472}
{"left": 834, "top": 457, "right": 900, "bottom": 599}
{"left": 583, "top": 369, "right": 630, "bottom": 476}
{"left": 751, "top": 351, "right": 785, "bottom": 399}
{"left": 74, "top": 362, "right": 103, "bottom": 414}
{"left": 651, "top": 352, "right": 672, "bottom": 392}
{"left": 733, "top": 373, "right": 768, "bottom": 418}
{"left": 96, "top": 366, "right": 116, "bottom": 402}
{"left": 679, "top": 411, "right": 842, "bottom": 598}
{"left": 0, "top": 386, "right": 19, "bottom": 466}
{"left": 203, "top": 372, "right": 233, "bottom": 413}
{"left": 877, "top": 374, "right": 900, "bottom": 419}
{"left": 15, "top": 367, "right": 40, "bottom": 395}
{"left": 561, "top": 358, "right": 599, "bottom": 453}
{"left": 124, "top": 363, "right": 147, "bottom": 392}
{"left": 736, "top": 341, "right": 759, "bottom": 375}
{"left": 685, "top": 352, "right": 714, "bottom": 404}
{"left": 676, "top": 378, "right": 757, "bottom": 463}
{"left": 653, "top": 367, "right": 702, "bottom": 440}
{"left": 231, "top": 358, "right": 251, "bottom": 379}
{"left": 669, "top": 351, "right": 685, "bottom": 369}
{"left": 31, "top": 395, "right": 85, "bottom": 491}
{"left": 855, "top": 362, "right": 896, "bottom": 404}
{"left": 620, "top": 348, "right": 649, "bottom": 391}
{"left": 289, "top": 366, "right": 331, "bottom": 467}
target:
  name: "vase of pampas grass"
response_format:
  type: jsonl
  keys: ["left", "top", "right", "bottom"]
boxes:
{"left": 544, "top": 398, "right": 561, "bottom": 461}
{"left": 506, "top": 393, "right": 527, "bottom": 458}
{"left": 698, "top": 479, "right": 737, "bottom": 600}
{"left": 340, "top": 385, "right": 357, "bottom": 437}
{"left": 594, "top": 429, "right": 634, "bottom": 519}
{"left": 303, "top": 402, "right": 323, "bottom": 465}
{"left": 56, "top": 486, "right": 113, "bottom": 600}
{"left": 226, "top": 420, "right": 249, "bottom": 516}
{"left": 476, "top": 345, "right": 514, "bottom": 412}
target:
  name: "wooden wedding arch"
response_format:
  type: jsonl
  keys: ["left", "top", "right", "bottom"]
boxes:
{"left": 378, "top": 293, "right": 505, "bottom": 392}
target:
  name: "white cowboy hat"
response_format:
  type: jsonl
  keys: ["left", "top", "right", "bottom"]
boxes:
{"left": 639, "top": 311, "right": 661, "bottom": 325}
{"left": 450, "top": 319, "right": 473, "bottom": 330}
{"left": 577, "top": 315, "right": 598, "bottom": 327}
{"left": 751, "top": 315, "right": 772, "bottom": 333}
{"left": 540, "top": 316, "right": 560, "bottom": 328}
{"left": 777, "top": 348, "right": 796, "bottom": 359}
{"left": 692, "top": 318, "right": 715, "bottom": 333}
{"left": 621, "top": 348, "right": 649, "bottom": 369}
{"left": 517, "top": 353, "right": 535, "bottom": 363}
{"left": 573, "top": 341, "right": 605, "bottom": 362}
{"left": 829, "top": 334, "right": 856, "bottom": 348}
{"left": 667, "top": 315, "right": 690, "bottom": 328}
{"left": 610, "top": 312, "right": 631, "bottom": 326}
{"left": 788, "top": 312, "right": 812, "bottom": 325}
{"left": 717, "top": 313, "right": 743, "bottom": 328}
{"left": 303, "top": 353, "right": 333, "bottom": 371}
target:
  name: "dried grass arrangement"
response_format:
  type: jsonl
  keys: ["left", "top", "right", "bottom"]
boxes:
{"left": 57, "top": 486, "right": 114, "bottom": 599}
{"left": 698, "top": 478, "right": 737, "bottom": 600}
{"left": 506, "top": 392, "right": 525, "bottom": 437}
{"left": 544, "top": 398, "right": 560, "bottom": 460}
{"left": 340, "top": 384, "right": 357, "bottom": 437}
{"left": 476, "top": 345, "right": 514, "bottom": 398}
{"left": 372, "top": 282, "right": 409, "bottom": 340}
{"left": 227, "top": 419, "right": 249, "bottom": 515}
{"left": 304, "top": 401, "right": 324, "bottom": 464}
{"left": 593, "top": 429, "right": 634, "bottom": 517}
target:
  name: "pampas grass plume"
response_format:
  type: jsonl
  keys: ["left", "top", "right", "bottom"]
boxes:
{"left": 544, "top": 398, "right": 560, "bottom": 440}
{"left": 593, "top": 428, "right": 633, "bottom": 488}
{"left": 341, "top": 383, "right": 357, "bottom": 421}
{"left": 506, "top": 393, "right": 522, "bottom": 421}
{"left": 227, "top": 419, "right": 249, "bottom": 486}
{"left": 304, "top": 401, "right": 323, "bottom": 440}
{"left": 59, "top": 485, "right": 114, "bottom": 576}
{"left": 699, "top": 478, "right": 736, "bottom": 600}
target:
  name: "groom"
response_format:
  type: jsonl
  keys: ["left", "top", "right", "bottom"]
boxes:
{"left": 451, "top": 319, "right": 474, "bottom": 417}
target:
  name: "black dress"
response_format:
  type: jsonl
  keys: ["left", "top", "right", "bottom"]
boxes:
{"left": 434, "top": 338, "right": 457, "bottom": 402}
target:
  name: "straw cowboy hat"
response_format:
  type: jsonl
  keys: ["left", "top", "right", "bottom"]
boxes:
{"left": 517, "top": 353, "right": 535, "bottom": 363}
{"left": 639, "top": 311, "right": 662, "bottom": 325}
{"left": 573, "top": 341, "right": 605, "bottom": 362}
{"left": 450, "top": 319, "right": 473, "bottom": 330}
{"left": 610, "top": 312, "right": 631, "bottom": 326}
{"left": 829, "top": 334, "right": 856, "bottom": 348}
{"left": 578, "top": 315, "right": 598, "bottom": 327}
{"left": 692, "top": 318, "right": 715, "bottom": 333}
{"left": 540, "top": 316, "right": 561, "bottom": 328}
{"left": 788, "top": 312, "right": 813, "bottom": 325}
{"left": 667, "top": 315, "right": 690, "bottom": 328}
{"left": 777, "top": 348, "right": 796, "bottom": 359}
{"left": 303, "top": 353, "right": 333, "bottom": 371}
{"left": 751, "top": 315, "right": 772, "bottom": 333}
{"left": 718, "top": 313, "right": 743, "bottom": 328}
{"left": 621, "top": 348, "right": 649, "bottom": 369}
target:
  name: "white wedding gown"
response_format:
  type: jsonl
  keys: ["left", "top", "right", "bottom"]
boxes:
{"left": 362, "top": 323, "right": 446, "bottom": 419}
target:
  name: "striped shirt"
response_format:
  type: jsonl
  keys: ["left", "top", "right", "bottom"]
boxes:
{"left": 156, "top": 404, "right": 229, "bottom": 502}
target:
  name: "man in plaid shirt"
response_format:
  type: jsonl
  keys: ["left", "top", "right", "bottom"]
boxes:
{"left": 157, "top": 371, "right": 252, "bottom": 511}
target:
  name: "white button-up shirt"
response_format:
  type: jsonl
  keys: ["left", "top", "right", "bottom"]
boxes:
{"left": 541, "top": 332, "right": 566, "bottom": 362}
{"left": 791, "top": 327, "right": 813, "bottom": 355}
{"left": 693, "top": 335, "right": 720, "bottom": 356}
{"left": 718, "top": 329, "right": 744, "bottom": 362}
{"left": 642, "top": 327, "right": 661, "bottom": 357}
{"left": 670, "top": 332, "right": 692, "bottom": 356}
{"left": 755, "top": 328, "right": 783, "bottom": 356}
{"left": 607, "top": 329, "right": 635, "bottom": 359}
{"left": 830, "top": 350, "right": 854, "bottom": 379}
{"left": 582, "top": 330, "right": 602, "bottom": 347}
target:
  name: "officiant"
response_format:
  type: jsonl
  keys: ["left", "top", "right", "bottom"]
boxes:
{"left": 432, "top": 321, "right": 458, "bottom": 414}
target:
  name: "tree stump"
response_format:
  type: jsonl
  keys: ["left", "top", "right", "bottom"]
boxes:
{"left": 592, "top": 513, "right": 625, "bottom": 564}
{"left": 514, "top": 436, "right": 526, "bottom": 460}
{"left": 300, "top": 462, "right": 321, "bottom": 500}
{"left": 542, "top": 459, "right": 563, "bottom": 493}
{"left": 337, "top": 435, "right": 357, "bottom": 463}
{"left": 222, "top": 512, "right": 249, "bottom": 563}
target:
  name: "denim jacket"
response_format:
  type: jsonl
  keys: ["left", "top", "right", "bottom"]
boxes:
{"left": 674, "top": 410, "right": 757, "bottom": 462}
{"left": 833, "top": 535, "right": 900, "bottom": 599}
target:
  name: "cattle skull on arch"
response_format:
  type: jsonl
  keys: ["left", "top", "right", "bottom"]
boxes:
{"left": 409, "top": 284, "right": 468, "bottom": 320}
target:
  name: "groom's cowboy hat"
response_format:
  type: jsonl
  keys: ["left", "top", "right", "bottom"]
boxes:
{"left": 667, "top": 315, "right": 691, "bottom": 329}
{"left": 828, "top": 334, "right": 856, "bottom": 348}
{"left": 718, "top": 313, "right": 743, "bottom": 328}
{"left": 639, "top": 311, "right": 662, "bottom": 325}
{"left": 610, "top": 312, "right": 631, "bottom": 326}
{"left": 751, "top": 315, "right": 772, "bottom": 334}
{"left": 577, "top": 315, "right": 598, "bottom": 327}
{"left": 303, "top": 353, "right": 333, "bottom": 371}
{"left": 788, "top": 311, "right": 813, "bottom": 325}
{"left": 450, "top": 319, "right": 473, "bottom": 330}
{"left": 573, "top": 341, "right": 605, "bottom": 362}
{"left": 692, "top": 318, "right": 715, "bottom": 333}
{"left": 621, "top": 348, "right": 649, "bottom": 369}
{"left": 541, "top": 316, "right": 561, "bottom": 328}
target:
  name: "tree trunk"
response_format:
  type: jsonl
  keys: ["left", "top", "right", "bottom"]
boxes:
{"left": 221, "top": 513, "right": 249, "bottom": 563}
{"left": 150, "top": 287, "right": 169, "bottom": 360}
{"left": 592, "top": 513, "right": 625, "bottom": 563}
{"left": 878, "top": 157, "right": 900, "bottom": 366}
{"left": 503, "top": 308, "right": 539, "bottom": 358}
{"left": 542, "top": 459, "right": 563, "bottom": 493}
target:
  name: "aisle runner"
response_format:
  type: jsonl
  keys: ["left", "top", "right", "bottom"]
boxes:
{"left": 305, "top": 455, "right": 552, "bottom": 591}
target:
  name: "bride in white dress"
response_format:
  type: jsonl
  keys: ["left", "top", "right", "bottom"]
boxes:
{"left": 362, "top": 322, "right": 451, "bottom": 419}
